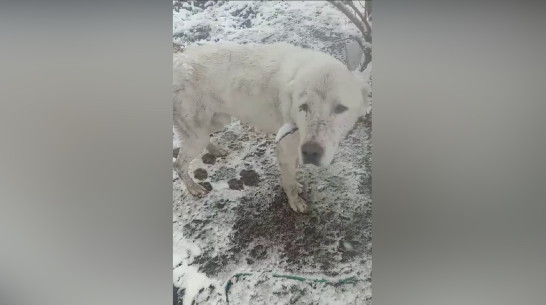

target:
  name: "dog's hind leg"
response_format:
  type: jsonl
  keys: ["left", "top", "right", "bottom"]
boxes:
{"left": 174, "top": 134, "right": 209, "bottom": 197}
{"left": 206, "top": 113, "right": 231, "bottom": 157}
{"left": 173, "top": 114, "right": 210, "bottom": 196}
{"left": 276, "top": 131, "right": 307, "bottom": 213}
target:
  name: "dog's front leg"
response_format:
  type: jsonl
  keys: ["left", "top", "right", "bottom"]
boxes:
{"left": 276, "top": 132, "right": 307, "bottom": 213}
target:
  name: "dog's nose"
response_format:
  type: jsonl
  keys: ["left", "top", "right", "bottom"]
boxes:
{"left": 301, "top": 141, "right": 324, "bottom": 165}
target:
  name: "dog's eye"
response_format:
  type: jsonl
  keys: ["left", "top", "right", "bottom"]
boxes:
{"left": 334, "top": 104, "right": 348, "bottom": 114}
{"left": 299, "top": 103, "right": 308, "bottom": 112}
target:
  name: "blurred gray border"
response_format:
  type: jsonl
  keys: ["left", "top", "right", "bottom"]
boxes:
{"left": 373, "top": 1, "right": 546, "bottom": 304}
{"left": 2, "top": 1, "right": 546, "bottom": 305}
{"left": 0, "top": 1, "right": 173, "bottom": 305}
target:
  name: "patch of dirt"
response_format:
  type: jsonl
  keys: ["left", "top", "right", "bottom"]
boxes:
{"left": 202, "top": 153, "right": 216, "bottom": 165}
{"left": 193, "top": 168, "right": 208, "bottom": 180}
{"left": 228, "top": 178, "right": 244, "bottom": 190}
{"left": 239, "top": 169, "right": 260, "bottom": 186}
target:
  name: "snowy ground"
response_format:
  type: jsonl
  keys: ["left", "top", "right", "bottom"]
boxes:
{"left": 173, "top": 2, "right": 372, "bottom": 304}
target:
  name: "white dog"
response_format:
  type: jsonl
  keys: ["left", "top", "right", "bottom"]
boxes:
{"left": 173, "top": 42, "right": 370, "bottom": 213}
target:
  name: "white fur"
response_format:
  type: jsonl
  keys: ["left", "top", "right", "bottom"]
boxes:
{"left": 275, "top": 122, "right": 298, "bottom": 144}
{"left": 173, "top": 42, "right": 370, "bottom": 213}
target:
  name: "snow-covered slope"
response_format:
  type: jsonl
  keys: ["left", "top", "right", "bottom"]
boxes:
{"left": 173, "top": 2, "right": 372, "bottom": 304}
{"left": 173, "top": 1, "right": 364, "bottom": 66}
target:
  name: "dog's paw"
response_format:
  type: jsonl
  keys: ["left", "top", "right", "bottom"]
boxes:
{"left": 207, "top": 144, "right": 229, "bottom": 157}
{"left": 288, "top": 195, "right": 308, "bottom": 213}
{"left": 211, "top": 147, "right": 229, "bottom": 157}
{"left": 187, "top": 182, "right": 208, "bottom": 197}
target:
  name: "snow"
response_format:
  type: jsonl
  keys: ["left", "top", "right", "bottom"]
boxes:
{"left": 173, "top": 1, "right": 372, "bottom": 304}
{"left": 173, "top": 231, "right": 215, "bottom": 305}
{"left": 173, "top": 1, "right": 365, "bottom": 66}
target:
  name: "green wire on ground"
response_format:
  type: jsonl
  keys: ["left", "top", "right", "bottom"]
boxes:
{"left": 225, "top": 272, "right": 363, "bottom": 304}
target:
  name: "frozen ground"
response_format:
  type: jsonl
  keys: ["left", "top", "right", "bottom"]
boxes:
{"left": 173, "top": 2, "right": 372, "bottom": 304}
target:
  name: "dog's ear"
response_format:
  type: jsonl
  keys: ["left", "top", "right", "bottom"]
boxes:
{"left": 361, "top": 82, "right": 372, "bottom": 116}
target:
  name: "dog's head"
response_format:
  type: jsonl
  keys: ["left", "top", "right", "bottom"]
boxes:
{"left": 289, "top": 63, "right": 370, "bottom": 166}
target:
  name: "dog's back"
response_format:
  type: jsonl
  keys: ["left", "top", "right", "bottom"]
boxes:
{"left": 174, "top": 43, "right": 289, "bottom": 133}
{"left": 173, "top": 43, "right": 343, "bottom": 132}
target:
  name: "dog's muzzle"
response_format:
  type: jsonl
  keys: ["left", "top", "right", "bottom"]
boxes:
{"left": 301, "top": 141, "right": 324, "bottom": 166}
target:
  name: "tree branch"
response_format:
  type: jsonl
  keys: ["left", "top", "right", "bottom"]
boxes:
{"left": 345, "top": 1, "right": 372, "bottom": 42}
{"left": 327, "top": 1, "right": 370, "bottom": 42}
{"left": 360, "top": 45, "right": 371, "bottom": 72}
{"left": 345, "top": 1, "right": 366, "bottom": 27}
{"left": 328, "top": 1, "right": 372, "bottom": 72}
